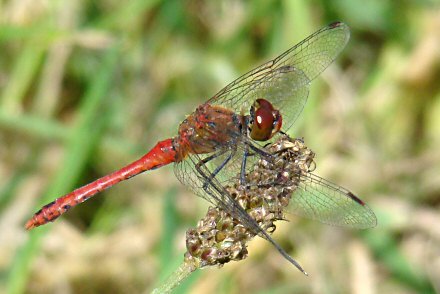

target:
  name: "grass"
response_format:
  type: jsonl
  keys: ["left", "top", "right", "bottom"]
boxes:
{"left": 1, "top": 1, "right": 439, "bottom": 293}
{"left": 7, "top": 44, "right": 120, "bottom": 294}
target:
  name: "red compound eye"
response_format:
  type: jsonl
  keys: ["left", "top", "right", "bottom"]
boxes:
{"left": 250, "top": 99, "right": 282, "bottom": 141}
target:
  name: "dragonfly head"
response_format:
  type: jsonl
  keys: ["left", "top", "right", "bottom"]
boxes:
{"left": 249, "top": 98, "right": 282, "bottom": 141}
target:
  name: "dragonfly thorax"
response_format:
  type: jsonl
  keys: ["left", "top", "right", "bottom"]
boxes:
{"left": 249, "top": 98, "right": 282, "bottom": 141}
{"left": 176, "top": 103, "right": 243, "bottom": 158}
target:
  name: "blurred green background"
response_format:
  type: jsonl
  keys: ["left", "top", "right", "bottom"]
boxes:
{"left": 1, "top": 0, "right": 440, "bottom": 293}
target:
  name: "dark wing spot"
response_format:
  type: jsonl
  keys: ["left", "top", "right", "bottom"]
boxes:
{"left": 347, "top": 192, "right": 365, "bottom": 206}
{"left": 329, "top": 21, "right": 342, "bottom": 28}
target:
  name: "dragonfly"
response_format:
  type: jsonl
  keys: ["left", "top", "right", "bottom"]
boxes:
{"left": 25, "top": 22, "right": 377, "bottom": 274}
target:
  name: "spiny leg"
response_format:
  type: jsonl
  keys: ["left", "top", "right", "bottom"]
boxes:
{"left": 248, "top": 143, "right": 273, "bottom": 158}
{"left": 193, "top": 153, "right": 235, "bottom": 209}
{"left": 240, "top": 143, "right": 249, "bottom": 185}
{"left": 238, "top": 140, "right": 275, "bottom": 186}
{"left": 195, "top": 149, "right": 234, "bottom": 190}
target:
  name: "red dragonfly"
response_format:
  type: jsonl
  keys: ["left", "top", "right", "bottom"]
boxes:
{"left": 26, "top": 22, "right": 376, "bottom": 274}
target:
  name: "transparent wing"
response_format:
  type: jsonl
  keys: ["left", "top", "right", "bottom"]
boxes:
{"left": 174, "top": 150, "right": 259, "bottom": 227}
{"left": 286, "top": 173, "right": 377, "bottom": 229}
{"left": 174, "top": 149, "right": 243, "bottom": 204}
{"left": 207, "top": 22, "right": 350, "bottom": 131}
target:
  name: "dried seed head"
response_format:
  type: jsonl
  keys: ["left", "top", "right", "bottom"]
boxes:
{"left": 183, "top": 135, "right": 315, "bottom": 268}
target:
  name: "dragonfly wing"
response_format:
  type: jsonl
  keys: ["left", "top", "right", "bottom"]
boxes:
{"left": 174, "top": 149, "right": 243, "bottom": 205}
{"left": 174, "top": 149, "right": 264, "bottom": 231}
{"left": 208, "top": 22, "right": 350, "bottom": 131}
{"left": 286, "top": 172, "right": 377, "bottom": 229}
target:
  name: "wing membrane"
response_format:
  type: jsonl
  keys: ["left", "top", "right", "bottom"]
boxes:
{"left": 208, "top": 22, "right": 350, "bottom": 131}
{"left": 286, "top": 173, "right": 377, "bottom": 229}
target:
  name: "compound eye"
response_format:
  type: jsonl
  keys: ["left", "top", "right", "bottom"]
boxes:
{"left": 271, "top": 110, "right": 282, "bottom": 136}
{"left": 250, "top": 99, "right": 282, "bottom": 141}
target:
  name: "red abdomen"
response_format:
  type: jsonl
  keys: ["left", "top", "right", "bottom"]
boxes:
{"left": 25, "top": 138, "right": 177, "bottom": 230}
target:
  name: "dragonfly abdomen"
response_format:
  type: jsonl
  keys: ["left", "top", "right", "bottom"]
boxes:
{"left": 25, "top": 138, "right": 177, "bottom": 230}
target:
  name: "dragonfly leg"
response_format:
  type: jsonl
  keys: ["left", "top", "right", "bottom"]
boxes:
{"left": 238, "top": 140, "right": 278, "bottom": 188}
{"left": 248, "top": 143, "right": 273, "bottom": 159}
{"left": 192, "top": 152, "right": 236, "bottom": 209}
{"left": 195, "top": 149, "right": 234, "bottom": 190}
{"left": 240, "top": 144, "right": 249, "bottom": 185}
